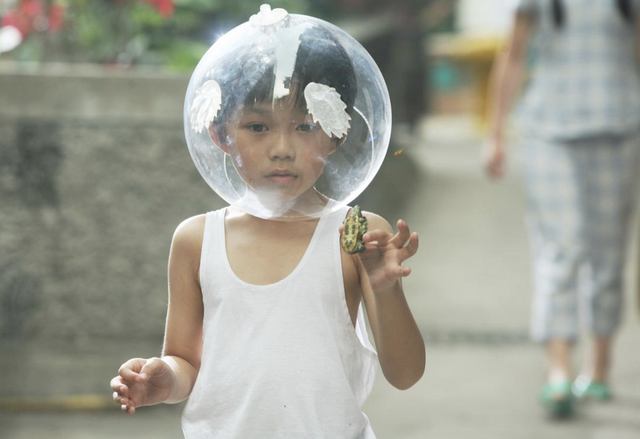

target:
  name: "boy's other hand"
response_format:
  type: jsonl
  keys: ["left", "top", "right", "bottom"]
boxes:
{"left": 110, "top": 357, "right": 175, "bottom": 414}
{"left": 355, "top": 218, "right": 419, "bottom": 293}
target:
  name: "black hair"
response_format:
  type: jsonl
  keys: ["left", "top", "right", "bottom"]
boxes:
{"left": 211, "top": 25, "right": 357, "bottom": 138}
{"left": 288, "top": 27, "right": 357, "bottom": 116}
{"left": 551, "top": 0, "right": 635, "bottom": 29}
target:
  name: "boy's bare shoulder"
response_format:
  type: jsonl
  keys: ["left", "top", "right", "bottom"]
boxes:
{"left": 171, "top": 214, "right": 207, "bottom": 255}
{"left": 360, "top": 210, "right": 393, "bottom": 233}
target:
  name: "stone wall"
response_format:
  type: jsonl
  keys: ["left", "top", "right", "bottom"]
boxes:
{"left": 0, "top": 63, "right": 226, "bottom": 340}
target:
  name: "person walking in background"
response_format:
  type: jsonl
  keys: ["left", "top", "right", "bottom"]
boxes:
{"left": 484, "top": 0, "right": 640, "bottom": 417}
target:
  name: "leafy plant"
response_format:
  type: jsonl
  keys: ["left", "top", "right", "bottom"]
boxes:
{"left": 0, "top": 0, "right": 311, "bottom": 70}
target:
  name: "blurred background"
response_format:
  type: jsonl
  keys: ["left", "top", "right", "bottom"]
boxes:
{"left": 1, "top": 0, "right": 639, "bottom": 438}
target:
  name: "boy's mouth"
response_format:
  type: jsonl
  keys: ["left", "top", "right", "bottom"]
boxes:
{"left": 266, "top": 170, "right": 297, "bottom": 185}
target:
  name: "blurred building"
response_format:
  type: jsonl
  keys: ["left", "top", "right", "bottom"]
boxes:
{"left": 429, "top": 0, "right": 514, "bottom": 127}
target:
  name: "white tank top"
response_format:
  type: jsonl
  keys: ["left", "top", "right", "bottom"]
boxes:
{"left": 182, "top": 205, "right": 378, "bottom": 439}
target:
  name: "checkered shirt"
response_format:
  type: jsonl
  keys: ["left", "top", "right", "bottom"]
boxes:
{"left": 513, "top": 0, "right": 640, "bottom": 139}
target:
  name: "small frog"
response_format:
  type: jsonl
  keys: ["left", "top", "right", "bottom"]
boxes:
{"left": 341, "top": 205, "right": 368, "bottom": 254}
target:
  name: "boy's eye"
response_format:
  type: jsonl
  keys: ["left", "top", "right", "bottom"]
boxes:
{"left": 297, "top": 123, "right": 318, "bottom": 132}
{"left": 246, "top": 123, "right": 268, "bottom": 133}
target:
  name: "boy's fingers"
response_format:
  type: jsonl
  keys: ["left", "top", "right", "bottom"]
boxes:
{"left": 390, "top": 220, "right": 411, "bottom": 247}
{"left": 405, "top": 232, "right": 419, "bottom": 256}
{"left": 110, "top": 376, "right": 123, "bottom": 392}
{"left": 110, "top": 377, "right": 131, "bottom": 398}
{"left": 113, "top": 392, "right": 130, "bottom": 406}
{"left": 139, "top": 357, "right": 165, "bottom": 382}
{"left": 389, "top": 265, "right": 411, "bottom": 278}
{"left": 398, "top": 219, "right": 412, "bottom": 240}
{"left": 363, "top": 229, "right": 392, "bottom": 246}
{"left": 397, "top": 240, "right": 418, "bottom": 264}
{"left": 118, "top": 367, "right": 140, "bottom": 383}
{"left": 119, "top": 358, "right": 149, "bottom": 382}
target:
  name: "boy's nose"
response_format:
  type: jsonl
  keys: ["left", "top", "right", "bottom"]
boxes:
{"left": 268, "top": 133, "right": 296, "bottom": 160}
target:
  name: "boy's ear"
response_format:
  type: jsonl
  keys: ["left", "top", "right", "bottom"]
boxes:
{"left": 208, "top": 124, "right": 230, "bottom": 154}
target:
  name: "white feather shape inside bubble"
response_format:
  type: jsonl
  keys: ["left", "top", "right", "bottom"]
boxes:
{"left": 304, "top": 82, "right": 351, "bottom": 139}
{"left": 190, "top": 80, "right": 222, "bottom": 134}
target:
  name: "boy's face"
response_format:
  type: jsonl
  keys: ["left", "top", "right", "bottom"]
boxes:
{"left": 222, "top": 99, "right": 338, "bottom": 204}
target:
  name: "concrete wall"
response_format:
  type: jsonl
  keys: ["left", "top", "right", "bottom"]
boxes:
{"left": 0, "top": 62, "right": 225, "bottom": 340}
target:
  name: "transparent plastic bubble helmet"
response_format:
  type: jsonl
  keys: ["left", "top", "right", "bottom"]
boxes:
{"left": 184, "top": 5, "right": 391, "bottom": 220}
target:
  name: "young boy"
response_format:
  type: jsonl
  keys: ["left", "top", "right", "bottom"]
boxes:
{"left": 111, "top": 6, "right": 425, "bottom": 438}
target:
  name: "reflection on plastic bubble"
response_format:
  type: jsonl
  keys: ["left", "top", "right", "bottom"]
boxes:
{"left": 183, "top": 5, "right": 391, "bottom": 220}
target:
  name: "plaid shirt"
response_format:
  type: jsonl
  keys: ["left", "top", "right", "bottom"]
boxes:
{"left": 513, "top": 0, "right": 640, "bottom": 139}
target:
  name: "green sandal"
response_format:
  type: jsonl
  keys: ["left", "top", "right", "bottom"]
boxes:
{"left": 572, "top": 375, "right": 611, "bottom": 401}
{"left": 539, "top": 381, "right": 573, "bottom": 418}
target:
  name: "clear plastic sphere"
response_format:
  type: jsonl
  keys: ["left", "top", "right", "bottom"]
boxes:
{"left": 183, "top": 5, "right": 391, "bottom": 220}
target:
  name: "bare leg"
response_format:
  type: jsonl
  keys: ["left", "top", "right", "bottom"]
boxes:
{"left": 572, "top": 337, "right": 613, "bottom": 400}
{"left": 540, "top": 339, "right": 574, "bottom": 417}
{"left": 590, "top": 336, "right": 612, "bottom": 383}
{"left": 548, "top": 339, "right": 572, "bottom": 384}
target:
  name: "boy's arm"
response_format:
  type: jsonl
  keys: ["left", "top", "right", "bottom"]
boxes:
{"left": 113, "top": 216, "right": 205, "bottom": 414}
{"left": 161, "top": 215, "right": 205, "bottom": 402}
{"left": 355, "top": 213, "right": 425, "bottom": 390}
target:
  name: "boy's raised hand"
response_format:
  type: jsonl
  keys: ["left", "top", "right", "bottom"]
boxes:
{"left": 356, "top": 218, "right": 419, "bottom": 292}
{"left": 110, "top": 357, "right": 175, "bottom": 414}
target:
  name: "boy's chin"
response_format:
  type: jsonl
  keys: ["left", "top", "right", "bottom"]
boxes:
{"left": 240, "top": 187, "right": 327, "bottom": 219}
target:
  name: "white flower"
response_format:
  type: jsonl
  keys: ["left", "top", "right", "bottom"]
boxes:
{"left": 249, "top": 4, "right": 288, "bottom": 28}
{"left": 304, "top": 82, "right": 351, "bottom": 139}
{"left": 190, "top": 80, "right": 222, "bottom": 134}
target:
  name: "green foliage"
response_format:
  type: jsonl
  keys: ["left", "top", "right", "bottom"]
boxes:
{"left": 160, "top": 38, "right": 210, "bottom": 72}
{"left": 217, "top": 0, "right": 309, "bottom": 16}
{"left": 6, "top": 0, "right": 311, "bottom": 69}
{"left": 172, "top": 0, "right": 308, "bottom": 15}
{"left": 173, "top": 0, "right": 222, "bottom": 12}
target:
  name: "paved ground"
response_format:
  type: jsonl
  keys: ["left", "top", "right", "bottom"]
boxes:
{"left": 2, "top": 116, "right": 640, "bottom": 438}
